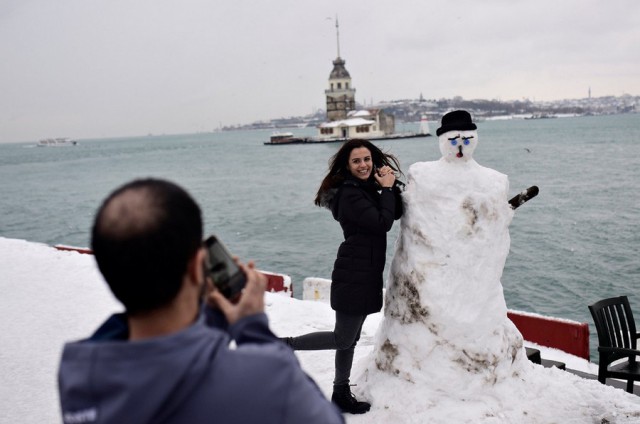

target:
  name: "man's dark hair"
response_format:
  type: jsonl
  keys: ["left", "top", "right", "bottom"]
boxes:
{"left": 91, "top": 179, "right": 203, "bottom": 315}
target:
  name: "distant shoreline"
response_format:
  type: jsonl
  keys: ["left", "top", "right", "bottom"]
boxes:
{"left": 222, "top": 94, "right": 638, "bottom": 132}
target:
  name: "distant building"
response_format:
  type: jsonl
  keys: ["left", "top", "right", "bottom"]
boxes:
{"left": 317, "top": 19, "right": 395, "bottom": 140}
{"left": 318, "top": 109, "right": 395, "bottom": 140}
{"left": 325, "top": 57, "right": 356, "bottom": 121}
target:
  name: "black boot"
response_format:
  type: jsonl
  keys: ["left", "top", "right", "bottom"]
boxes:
{"left": 331, "top": 384, "right": 371, "bottom": 414}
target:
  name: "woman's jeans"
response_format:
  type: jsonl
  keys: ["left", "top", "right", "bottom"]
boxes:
{"left": 289, "top": 311, "right": 367, "bottom": 386}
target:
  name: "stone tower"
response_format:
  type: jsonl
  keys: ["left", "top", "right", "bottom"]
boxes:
{"left": 325, "top": 18, "right": 356, "bottom": 121}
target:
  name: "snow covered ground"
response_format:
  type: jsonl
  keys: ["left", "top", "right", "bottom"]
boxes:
{"left": 1, "top": 237, "right": 640, "bottom": 423}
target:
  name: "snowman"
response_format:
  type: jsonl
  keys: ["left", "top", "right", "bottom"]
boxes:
{"left": 356, "top": 110, "right": 530, "bottom": 398}
{"left": 349, "top": 110, "right": 640, "bottom": 424}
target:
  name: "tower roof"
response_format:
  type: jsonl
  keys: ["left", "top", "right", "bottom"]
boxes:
{"left": 329, "top": 57, "right": 351, "bottom": 79}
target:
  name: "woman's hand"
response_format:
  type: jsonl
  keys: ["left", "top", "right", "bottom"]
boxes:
{"left": 374, "top": 165, "right": 396, "bottom": 188}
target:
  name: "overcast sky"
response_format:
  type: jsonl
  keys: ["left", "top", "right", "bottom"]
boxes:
{"left": 1, "top": 0, "right": 638, "bottom": 143}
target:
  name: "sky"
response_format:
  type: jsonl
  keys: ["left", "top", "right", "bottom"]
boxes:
{"left": 2, "top": 236, "right": 640, "bottom": 422}
{"left": 1, "top": 0, "right": 639, "bottom": 143}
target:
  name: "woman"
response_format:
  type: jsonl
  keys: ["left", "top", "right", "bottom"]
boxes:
{"left": 283, "top": 139, "right": 403, "bottom": 414}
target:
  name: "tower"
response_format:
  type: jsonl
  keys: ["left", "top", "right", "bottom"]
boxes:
{"left": 325, "top": 18, "right": 356, "bottom": 121}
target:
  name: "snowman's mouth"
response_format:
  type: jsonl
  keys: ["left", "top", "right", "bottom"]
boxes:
{"left": 456, "top": 145, "right": 463, "bottom": 158}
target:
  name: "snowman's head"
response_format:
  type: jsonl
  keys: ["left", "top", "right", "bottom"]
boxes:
{"left": 438, "top": 130, "right": 478, "bottom": 162}
{"left": 436, "top": 110, "right": 478, "bottom": 162}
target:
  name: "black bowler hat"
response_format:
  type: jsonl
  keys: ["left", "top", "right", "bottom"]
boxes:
{"left": 436, "top": 110, "right": 477, "bottom": 136}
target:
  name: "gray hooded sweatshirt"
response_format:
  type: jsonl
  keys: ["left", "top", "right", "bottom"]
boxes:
{"left": 58, "top": 311, "right": 344, "bottom": 424}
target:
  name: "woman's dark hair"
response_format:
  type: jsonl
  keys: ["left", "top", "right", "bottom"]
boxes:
{"left": 314, "top": 139, "right": 403, "bottom": 206}
{"left": 91, "top": 179, "right": 203, "bottom": 315}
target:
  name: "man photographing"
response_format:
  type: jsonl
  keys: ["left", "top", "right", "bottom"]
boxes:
{"left": 57, "top": 178, "right": 343, "bottom": 424}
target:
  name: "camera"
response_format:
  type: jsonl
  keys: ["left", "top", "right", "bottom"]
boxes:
{"left": 203, "top": 235, "right": 247, "bottom": 299}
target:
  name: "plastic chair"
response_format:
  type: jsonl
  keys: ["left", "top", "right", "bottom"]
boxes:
{"left": 588, "top": 295, "right": 640, "bottom": 393}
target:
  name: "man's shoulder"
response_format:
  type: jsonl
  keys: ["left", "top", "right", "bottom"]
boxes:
{"left": 213, "top": 346, "right": 343, "bottom": 423}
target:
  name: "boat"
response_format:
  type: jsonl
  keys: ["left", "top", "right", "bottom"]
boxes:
{"left": 265, "top": 132, "right": 307, "bottom": 145}
{"left": 525, "top": 113, "right": 557, "bottom": 120}
{"left": 37, "top": 137, "right": 78, "bottom": 147}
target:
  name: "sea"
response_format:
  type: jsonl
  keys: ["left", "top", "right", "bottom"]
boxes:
{"left": 1, "top": 113, "right": 639, "bottom": 359}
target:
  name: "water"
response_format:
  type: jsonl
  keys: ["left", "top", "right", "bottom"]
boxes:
{"left": 1, "top": 114, "right": 639, "bottom": 359}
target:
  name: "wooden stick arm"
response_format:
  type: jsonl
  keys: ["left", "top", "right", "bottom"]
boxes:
{"left": 509, "top": 186, "right": 539, "bottom": 210}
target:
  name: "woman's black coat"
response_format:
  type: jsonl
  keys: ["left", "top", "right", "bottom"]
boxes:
{"left": 329, "top": 177, "right": 403, "bottom": 315}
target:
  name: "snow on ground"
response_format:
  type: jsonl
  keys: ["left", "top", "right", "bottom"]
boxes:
{"left": 1, "top": 237, "right": 640, "bottom": 423}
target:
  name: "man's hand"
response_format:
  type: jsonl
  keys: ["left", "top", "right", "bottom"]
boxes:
{"left": 207, "top": 260, "right": 266, "bottom": 325}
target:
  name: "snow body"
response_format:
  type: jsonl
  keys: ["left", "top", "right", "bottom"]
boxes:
{"left": 358, "top": 153, "right": 527, "bottom": 397}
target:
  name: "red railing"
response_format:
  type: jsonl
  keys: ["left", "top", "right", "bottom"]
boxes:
{"left": 507, "top": 310, "right": 590, "bottom": 360}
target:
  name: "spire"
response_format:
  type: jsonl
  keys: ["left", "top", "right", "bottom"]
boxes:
{"left": 335, "top": 15, "right": 341, "bottom": 58}
{"left": 325, "top": 15, "right": 355, "bottom": 122}
{"left": 328, "top": 15, "right": 350, "bottom": 79}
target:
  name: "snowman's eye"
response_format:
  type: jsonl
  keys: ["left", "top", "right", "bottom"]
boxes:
{"left": 463, "top": 138, "right": 471, "bottom": 146}
{"left": 450, "top": 140, "right": 458, "bottom": 146}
